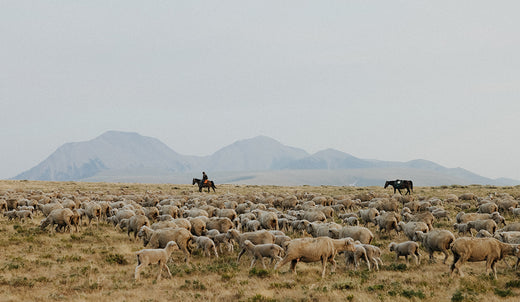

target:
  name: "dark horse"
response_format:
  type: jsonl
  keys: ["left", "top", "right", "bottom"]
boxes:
{"left": 384, "top": 179, "right": 413, "bottom": 195}
{"left": 192, "top": 178, "right": 217, "bottom": 193}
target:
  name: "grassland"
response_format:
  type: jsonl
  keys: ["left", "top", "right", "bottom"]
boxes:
{"left": 1, "top": 180, "right": 520, "bottom": 302}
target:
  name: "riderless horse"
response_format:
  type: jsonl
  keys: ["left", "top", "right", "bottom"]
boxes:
{"left": 192, "top": 178, "right": 217, "bottom": 193}
{"left": 384, "top": 179, "right": 413, "bottom": 195}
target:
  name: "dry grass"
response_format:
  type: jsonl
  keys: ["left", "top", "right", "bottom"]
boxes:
{"left": 1, "top": 180, "right": 520, "bottom": 301}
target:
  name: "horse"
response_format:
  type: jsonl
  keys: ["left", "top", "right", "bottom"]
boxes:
{"left": 192, "top": 178, "right": 217, "bottom": 193}
{"left": 384, "top": 180, "right": 413, "bottom": 195}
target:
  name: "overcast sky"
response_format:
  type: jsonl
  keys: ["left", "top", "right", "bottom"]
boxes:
{"left": 1, "top": 1, "right": 519, "bottom": 181}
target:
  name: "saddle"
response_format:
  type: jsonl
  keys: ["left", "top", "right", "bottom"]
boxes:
{"left": 204, "top": 179, "right": 209, "bottom": 184}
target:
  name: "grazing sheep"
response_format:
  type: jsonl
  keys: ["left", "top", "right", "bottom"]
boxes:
{"left": 374, "top": 212, "right": 398, "bottom": 234}
{"left": 144, "top": 207, "right": 160, "bottom": 222}
{"left": 456, "top": 212, "right": 505, "bottom": 226}
{"left": 478, "top": 203, "right": 499, "bottom": 214}
{"left": 127, "top": 215, "right": 150, "bottom": 240}
{"left": 226, "top": 229, "right": 276, "bottom": 263}
{"left": 146, "top": 227, "right": 194, "bottom": 264}
{"left": 243, "top": 240, "right": 284, "bottom": 269}
{"left": 138, "top": 226, "right": 156, "bottom": 246}
{"left": 275, "top": 237, "right": 355, "bottom": 277}
{"left": 206, "top": 217, "right": 234, "bottom": 233}
{"left": 388, "top": 241, "right": 421, "bottom": 265}
{"left": 432, "top": 209, "right": 451, "bottom": 222}
{"left": 193, "top": 236, "right": 218, "bottom": 258}
{"left": 414, "top": 230, "right": 455, "bottom": 264}
{"left": 134, "top": 241, "right": 179, "bottom": 281}
{"left": 39, "top": 208, "right": 74, "bottom": 233}
{"left": 329, "top": 226, "right": 374, "bottom": 244}
{"left": 467, "top": 219, "right": 497, "bottom": 236}
{"left": 402, "top": 212, "right": 434, "bottom": 231}
{"left": 450, "top": 237, "right": 519, "bottom": 279}
{"left": 397, "top": 221, "right": 429, "bottom": 241}
{"left": 358, "top": 208, "right": 380, "bottom": 227}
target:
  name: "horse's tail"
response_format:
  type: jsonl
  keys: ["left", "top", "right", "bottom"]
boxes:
{"left": 410, "top": 181, "right": 414, "bottom": 192}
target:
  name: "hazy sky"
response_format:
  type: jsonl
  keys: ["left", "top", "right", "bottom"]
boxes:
{"left": 2, "top": 1, "right": 520, "bottom": 181}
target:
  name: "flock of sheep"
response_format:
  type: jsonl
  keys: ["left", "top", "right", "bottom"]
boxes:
{"left": 2, "top": 188, "right": 520, "bottom": 282}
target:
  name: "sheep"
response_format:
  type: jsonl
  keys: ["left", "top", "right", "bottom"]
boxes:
{"left": 206, "top": 217, "right": 234, "bottom": 233}
{"left": 244, "top": 219, "right": 262, "bottom": 232}
{"left": 39, "top": 208, "right": 74, "bottom": 233}
{"left": 146, "top": 227, "right": 194, "bottom": 264}
{"left": 478, "top": 203, "right": 499, "bottom": 214}
{"left": 216, "top": 208, "right": 238, "bottom": 221}
{"left": 274, "top": 235, "right": 292, "bottom": 250}
{"left": 296, "top": 210, "right": 327, "bottom": 223}
{"left": 361, "top": 244, "right": 383, "bottom": 271}
{"left": 450, "top": 237, "right": 519, "bottom": 279}
{"left": 345, "top": 243, "right": 370, "bottom": 271}
{"left": 432, "top": 209, "right": 451, "bottom": 222}
{"left": 498, "top": 222, "right": 520, "bottom": 232}
{"left": 306, "top": 222, "right": 341, "bottom": 238}
{"left": 212, "top": 233, "right": 234, "bottom": 254}
{"left": 172, "top": 218, "right": 191, "bottom": 231}
{"left": 134, "top": 241, "right": 179, "bottom": 281}
{"left": 456, "top": 212, "right": 505, "bottom": 226}
{"left": 127, "top": 215, "right": 150, "bottom": 240}
{"left": 494, "top": 231, "right": 520, "bottom": 244}
{"left": 150, "top": 220, "right": 178, "bottom": 230}
{"left": 226, "top": 229, "right": 276, "bottom": 263}
{"left": 137, "top": 226, "right": 156, "bottom": 246}
{"left": 467, "top": 219, "right": 497, "bottom": 236}
{"left": 414, "top": 230, "right": 455, "bottom": 264}
{"left": 243, "top": 240, "right": 284, "bottom": 269}
{"left": 329, "top": 226, "right": 374, "bottom": 244}
{"left": 453, "top": 223, "right": 471, "bottom": 236}
{"left": 358, "top": 208, "right": 379, "bottom": 227}
{"left": 144, "top": 207, "right": 160, "bottom": 222}
{"left": 0, "top": 199, "right": 7, "bottom": 212}
{"left": 84, "top": 202, "right": 102, "bottom": 226}
{"left": 476, "top": 230, "right": 493, "bottom": 238}
{"left": 254, "top": 210, "right": 279, "bottom": 230}
{"left": 509, "top": 207, "right": 520, "bottom": 217}
{"left": 3, "top": 210, "right": 17, "bottom": 221}
{"left": 388, "top": 241, "right": 421, "bottom": 265}
{"left": 274, "top": 237, "right": 355, "bottom": 277}
{"left": 345, "top": 216, "right": 359, "bottom": 226}
{"left": 193, "top": 236, "right": 218, "bottom": 258}
{"left": 402, "top": 212, "right": 434, "bottom": 231}
{"left": 374, "top": 212, "right": 398, "bottom": 234}
{"left": 188, "top": 217, "right": 207, "bottom": 236}
{"left": 38, "top": 203, "right": 63, "bottom": 216}
{"left": 397, "top": 221, "right": 429, "bottom": 241}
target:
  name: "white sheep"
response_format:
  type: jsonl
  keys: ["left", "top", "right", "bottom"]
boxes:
{"left": 134, "top": 241, "right": 179, "bottom": 281}
{"left": 388, "top": 241, "right": 421, "bottom": 265}
{"left": 193, "top": 236, "right": 218, "bottom": 258}
{"left": 243, "top": 240, "right": 284, "bottom": 269}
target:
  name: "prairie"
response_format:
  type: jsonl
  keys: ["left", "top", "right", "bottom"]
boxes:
{"left": 1, "top": 180, "right": 520, "bottom": 302}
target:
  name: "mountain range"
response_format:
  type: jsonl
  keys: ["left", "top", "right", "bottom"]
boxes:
{"left": 12, "top": 131, "right": 520, "bottom": 186}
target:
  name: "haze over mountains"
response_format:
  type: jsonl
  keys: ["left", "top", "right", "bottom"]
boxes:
{"left": 12, "top": 131, "right": 520, "bottom": 186}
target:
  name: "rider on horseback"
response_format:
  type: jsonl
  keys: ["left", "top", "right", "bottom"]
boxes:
{"left": 202, "top": 172, "right": 208, "bottom": 185}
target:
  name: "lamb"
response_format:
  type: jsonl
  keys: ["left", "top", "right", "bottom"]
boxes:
{"left": 243, "top": 240, "right": 284, "bottom": 269}
{"left": 397, "top": 221, "right": 429, "bottom": 241}
{"left": 414, "top": 230, "right": 455, "bottom": 264}
{"left": 467, "top": 219, "right": 497, "bottom": 236}
{"left": 453, "top": 223, "right": 471, "bottom": 236}
{"left": 345, "top": 243, "right": 370, "bottom": 271}
{"left": 361, "top": 244, "right": 383, "bottom": 271}
{"left": 193, "top": 236, "right": 218, "bottom": 258}
{"left": 146, "top": 227, "right": 194, "bottom": 264}
{"left": 274, "top": 237, "right": 355, "bottom": 277}
{"left": 432, "top": 209, "right": 451, "bottom": 222}
{"left": 212, "top": 233, "right": 234, "bottom": 254}
{"left": 244, "top": 219, "right": 262, "bottom": 232}
{"left": 388, "top": 241, "right": 421, "bottom": 265}
{"left": 226, "top": 229, "right": 276, "bottom": 263}
{"left": 39, "top": 208, "right": 74, "bottom": 233}
{"left": 450, "top": 237, "right": 519, "bottom": 279}
{"left": 134, "top": 241, "right": 179, "bottom": 281}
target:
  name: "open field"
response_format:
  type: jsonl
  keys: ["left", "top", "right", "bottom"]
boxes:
{"left": 1, "top": 180, "right": 520, "bottom": 302}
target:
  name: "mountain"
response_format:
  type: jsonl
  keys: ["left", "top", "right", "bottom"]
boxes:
{"left": 14, "top": 131, "right": 192, "bottom": 181}
{"left": 12, "top": 131, "right": 520, "bottom": 186}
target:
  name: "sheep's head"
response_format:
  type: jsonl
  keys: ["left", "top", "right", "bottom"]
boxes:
{"left": 388, "top": 242, "right": 396, "bottom": 251}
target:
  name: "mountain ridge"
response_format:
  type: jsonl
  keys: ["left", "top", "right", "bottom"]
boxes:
{"left": 12, "top": 131, "right": 520, "bottom": 186}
